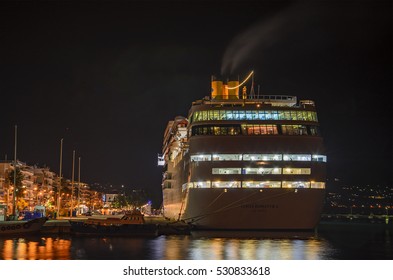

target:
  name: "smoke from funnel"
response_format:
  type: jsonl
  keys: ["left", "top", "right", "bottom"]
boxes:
{"left": 220, "top": 2, "right": 311, "bottom": 76}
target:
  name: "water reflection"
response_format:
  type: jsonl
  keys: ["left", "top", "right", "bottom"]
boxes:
{"left": 153, "top": 231, "right": 335, "bottom": 260}
{"left": 0, "top": 227, "right": 391, "bottom": 260}
{"left": 1, "top": 236, "right": 71, "bottom": 260}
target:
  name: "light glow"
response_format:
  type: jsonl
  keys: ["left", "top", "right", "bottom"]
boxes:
{"left": 227, "top": 70, "right": 254, "bottom": 89}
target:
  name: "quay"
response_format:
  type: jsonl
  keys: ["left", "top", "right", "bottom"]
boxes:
{"left": 34, "top": 214, "right": 393, "bottom": 235}
{"left": 40, "top": 215, "right": 191, "bottom": 235}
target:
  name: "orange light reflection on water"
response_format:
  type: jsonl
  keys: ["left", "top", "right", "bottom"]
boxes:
{"left": 1, "top": 237, "right": 71, "bottom": 260}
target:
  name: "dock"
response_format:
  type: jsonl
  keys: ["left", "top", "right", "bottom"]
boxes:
{"left": 40, "top": 215, "right": 191, "bottom": 235}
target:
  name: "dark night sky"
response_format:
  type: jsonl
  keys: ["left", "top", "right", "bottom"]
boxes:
{"left": 0, "top": 0, "right": 391, "bottom": 205}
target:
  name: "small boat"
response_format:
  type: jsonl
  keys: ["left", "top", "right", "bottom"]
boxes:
{"left": 0, "top": 217, "right": 48, "bottom": 235}
{"left": 69, "top": 210, "right": 158, "bottom": 237}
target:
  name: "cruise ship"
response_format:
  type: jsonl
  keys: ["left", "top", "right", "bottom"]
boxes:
{"left": 159, "top": 72, "right": 326, "bottom": 230}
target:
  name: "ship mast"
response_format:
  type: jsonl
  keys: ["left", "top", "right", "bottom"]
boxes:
{"left": 12, "top": 125, "right": 17, "bottom": 217}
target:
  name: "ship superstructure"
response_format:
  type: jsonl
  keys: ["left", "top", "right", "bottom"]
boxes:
{"left": 160, "top": 72, "right": 326, "bottom": 229}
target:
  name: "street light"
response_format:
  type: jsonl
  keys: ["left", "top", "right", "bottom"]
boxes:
{"left": 57, "top": 138, "right": 63, "bottom": 218}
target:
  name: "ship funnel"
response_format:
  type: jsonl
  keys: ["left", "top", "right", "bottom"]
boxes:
{"left": 211, "top": 80, "right": 239, "bottom": 99}
{"left": 211, "top": 80, "right": 223, "bottom": 99}
{"left": 227, "top": 81, "right": 239, "bottom": 99}
{"left": 211, "top": 71, "right": 253, "bottom": 100}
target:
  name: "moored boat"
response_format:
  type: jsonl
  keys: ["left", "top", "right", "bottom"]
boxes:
{"left": 69, "top": 210, "right": 159, "bottom": 237}
{"left": 0, "top": 217, "right": 48, "bottom": 235}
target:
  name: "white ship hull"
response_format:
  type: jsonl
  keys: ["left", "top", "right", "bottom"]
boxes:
{"left": 165, "top": 188, "right": 325, "bottom": 230}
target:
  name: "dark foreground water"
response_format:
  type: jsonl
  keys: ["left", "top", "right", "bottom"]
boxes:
{"left": 0, "top": 223, "right": 391, "bottom": 260}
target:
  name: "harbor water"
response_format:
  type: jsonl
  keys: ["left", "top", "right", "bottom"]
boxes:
{"left": 0, "top": 222, "right": 391, "bottom": 260}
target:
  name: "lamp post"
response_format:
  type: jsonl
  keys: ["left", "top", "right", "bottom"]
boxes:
{"left": 57, "top": 139, "right": 63, "bottom": 218}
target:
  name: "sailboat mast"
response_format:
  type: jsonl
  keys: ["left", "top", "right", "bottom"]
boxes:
{"left": 12, "top": 125, "right": 17, "bottom": 217}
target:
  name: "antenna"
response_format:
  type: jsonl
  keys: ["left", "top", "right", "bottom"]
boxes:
{"left": 250, "top": 73, "right": 255, "bottom": 99}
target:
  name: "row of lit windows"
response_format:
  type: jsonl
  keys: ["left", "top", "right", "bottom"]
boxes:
{"left": 182, "top": 181, "right": 325, "bottom": 190}
{"left": 191, "top": 124, "right": 319, "bottom": 136}
{"left": 190, "top": 110, "right": 318, "bottom": 123}
{"left": 212, "top": 168, "right": 311, "bottom": 175}
{"left": 191, "top": 154, "right": 327, "bottom": 162}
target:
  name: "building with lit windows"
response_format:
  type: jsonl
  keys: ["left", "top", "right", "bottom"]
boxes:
{"left": 160, "top": 73, "right": 327, "bottom": 229}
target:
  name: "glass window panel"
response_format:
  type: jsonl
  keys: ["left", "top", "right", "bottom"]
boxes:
{"left": 312, "top": 155, "right": 327, "bottom": 162}
{"left": 283, "top": 168, "right": 311, "bottom": 175}
{"left": 290, "top": 111, "right": 297, "bottom": 120}
{"left": 311, "top": 182, "right": 325, "bottom": 189}
{"left": 191, "top": 154, "right": 211, "bottom": 161}
{"left": 283, "top": 154, "right": 311, "bottom": 161}
{"left": 212, "top": 154, "right": 242, "bottom": 161}
{"left": 243, "top": 168, "right": 281, "bottom": 174}
{"left": 251, "top": 110, "right": 258, "bottom": 120}
{"left": 212, "top": 168, "right": 241, "bottom": 174}
{"left": 265, "top": 111, "right": 272, "bottom": 120}
{"left": 219, "top": 110, "right": 226, "bottom": 120}
{"left": 282, "top": 181, "right": 311, "bottom": 188}
{"left": 193, "top": 181, "right": 211, "bottom": 188}
{"left": 202, "top": 111, "right": 208, "bottom": 121}
{"left": 232, "top": 111, "right": 238, "bottom": 120}
{"left": 242, "top": 181, "right": 281, "bottom": 188}
{"left": 212, "top": 181, "right": 241, "bottom": 188}
{"left": 243, "top": 154, "right": 282, "bottom": 161}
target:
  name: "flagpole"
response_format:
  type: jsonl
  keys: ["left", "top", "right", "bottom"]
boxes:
{"left": 77, "top": 156, "right": 81, "bottom": 215}
{"left": 12, "top": 125, "right": 17, "bottom": 217}
{"left": 70, "top": 150, "right": 75, "bottom": 217}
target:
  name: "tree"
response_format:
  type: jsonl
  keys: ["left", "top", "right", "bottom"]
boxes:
{"left": 7, "top": 167, "right": 24, "bottom": 198}
{"left": 127, "top": 189, "right": 148, "bottom": 208}
{"left": 17, "top": 198, "right": 28, "bottom": 211}
{"left": 112, "top": 195, "right": 128, "bottom": 209}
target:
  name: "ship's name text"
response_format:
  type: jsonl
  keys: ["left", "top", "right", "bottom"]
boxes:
{"left": 240, "top": 204, "right": 278, "bottom": 209}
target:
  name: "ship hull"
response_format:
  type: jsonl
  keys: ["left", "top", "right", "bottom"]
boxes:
{"left": 174, "top": 188, "right": 325, "bottom": 230}
{"left": 0, "top": 217, "right": 48, "bottom": 235}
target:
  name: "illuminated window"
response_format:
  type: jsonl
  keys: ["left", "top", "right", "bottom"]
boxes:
{"left": 191, "top": 125, "right": 241, "bottom": 136}
{"left": 190, "top": 110, "right": 319, "bottom": 123}
{"left": 311, "top": 182, "right": 325, "bottom": 189}
{"left": 243, "top": 168, "right": 281, "bottom": 175}
{"left": 282, "top": 181, "right": 310, "bottom": 188}
{"left": 312, "top": 155, "right": 327, "bottom": 162}
{"left": 191, "top": 154, "right": 211, "bottom": 161}
{"left": 192, "top": 181, "right": 211, "bottom": 188}
{"left": 212, "top": 168, "right": 241, "bottom": 175}
{"left": 242, "top": 181, "right": 281, "bottom": 188}
{"left": 212, "top": 181, "right": 241, "bottom": 188}
{"left": 212, "top": 154, "right": 242, "bottom": 161}
{"left": 283, "top": 168, "right": 311, "bottom": 175}
{"left": 243, "top": 154, "right": 282, "bottom": 161}
{"left": 283, "top": 154, "right": 311, "bottom": 161}
{"left": 281, "top": 125, "right": 308, "bottom": 135}
{"left": 242, "top": 124, "right": 278, "bottom": 135}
